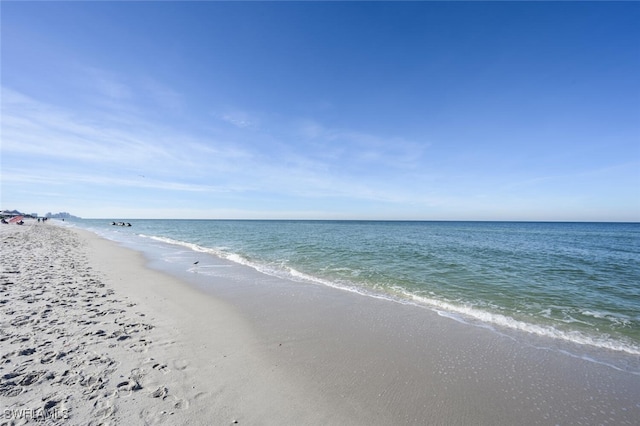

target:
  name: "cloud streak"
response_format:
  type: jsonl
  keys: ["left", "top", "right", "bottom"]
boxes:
{"left": 2, "top": 86, "right": 439, "bottom": 212}
{"left": 294, "top": 119, "right": 429, "bottom": 170}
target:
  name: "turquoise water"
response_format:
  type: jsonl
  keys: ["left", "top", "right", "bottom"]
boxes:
{"left": 69, "top": 220, "right": 640, "bottom": 356}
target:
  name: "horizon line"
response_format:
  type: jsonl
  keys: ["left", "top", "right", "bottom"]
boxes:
{"left": 73, "top": 218, "right": 640, "bottom": 224}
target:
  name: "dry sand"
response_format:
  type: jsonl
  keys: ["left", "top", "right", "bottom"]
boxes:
{"left": 1, "top": 220, "right": 639, "bottom": 425}
{"left": 0, "top": 221, "right": 327, "bottom": 425}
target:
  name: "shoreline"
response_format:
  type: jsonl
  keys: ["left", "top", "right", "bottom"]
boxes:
{"left": 80, "top": 219, "right": 640, "bottom": 360}
{"left": 1, "top": 221, "right": 639, "bottom": 424}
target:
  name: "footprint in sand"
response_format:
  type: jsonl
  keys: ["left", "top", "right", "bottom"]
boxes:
{"left": 129, "top": 338, "right": 151, "bottom": 353}
{"left": 18, "top": 370, "right": 45, "bottom": 386}
{"left": 171, "top": 396, "right": 189, "bottom": 410}
{"left": 150, "top": 386, "right": 169, "bottom": 399}
{"left": 116, "top": 368, "right": 146, "bottom": 397}
{"left": 116, "top": 379, "right": 143, "bottom": 397}
{"left": 193, "top": 391, "right": 209, "bottom": 400}
{"left": 18, "top": 347, "right": 36, "bottom": 356}
{"left": 40, "top": 350, "right": 66, "bottom": 364}
{"left": 152, "top": 362, "right": 170, "bottom": 374}
{"left": 92, "top": 398, "right": 116, "bottom": 421}
{"left": 80, "top": 374, "right": 98, "bottom": 386}
{"left": 173, "top": 359, "right": 189, "bottom": 371}
{"left": 0, "top": 383, "right": 24, "bottom": 397}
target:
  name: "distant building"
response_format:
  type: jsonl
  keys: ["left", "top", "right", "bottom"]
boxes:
{"left": 45, "top": 212, "right": 81, "bottom": 219}
{"left": 0, "top": 210, "right": 81, "bottom": 219}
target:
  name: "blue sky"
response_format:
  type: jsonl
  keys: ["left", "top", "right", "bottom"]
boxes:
{"left": 2, "top": 2, "right": 639, "bottom": 221}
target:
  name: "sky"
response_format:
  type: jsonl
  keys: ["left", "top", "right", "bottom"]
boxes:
{"left": 1, "top": 2, "right": 639, "bottom": 221}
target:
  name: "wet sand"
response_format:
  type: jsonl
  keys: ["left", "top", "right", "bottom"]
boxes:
{"left": 1, "top": 221, "right": 638, "bottom": 425}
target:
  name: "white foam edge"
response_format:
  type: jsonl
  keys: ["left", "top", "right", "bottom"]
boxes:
{"left": 141, "top": 233, "right": 640, "bottom": 358}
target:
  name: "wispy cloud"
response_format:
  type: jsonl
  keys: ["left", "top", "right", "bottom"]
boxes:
{"left": 2, "top": 85, "right": 458, "bottom": 217}
{"left": 1, "top": 169, "right": 247, "bottom": 194}
{"left": 215, "top": 110, "right": 256, "bottom": 128}
{"left": 142, "top": 79, "right": 184, "bottom": 110}
{"left": 85, "top": 67, "right": 133, "bottom": 101}
{"left": 293, "top": 119, "right": 429, "bottom": 170}
{"left": 2, "top": 88, "right": 171, "bottom": 167}
{"left": 1, "top": 87, "right": 248, "bottom": 176}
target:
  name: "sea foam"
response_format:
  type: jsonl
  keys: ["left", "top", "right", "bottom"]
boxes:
{"left": 141, "top": 233, "right": 640, "bottom": 358}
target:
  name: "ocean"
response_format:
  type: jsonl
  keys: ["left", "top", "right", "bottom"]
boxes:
{"left": 65, "top": 219, "right": 640, "bottom": 365}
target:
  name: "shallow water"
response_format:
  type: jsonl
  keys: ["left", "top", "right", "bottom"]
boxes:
{"left": 68, "top": 219, "right": 640, "bottom": 358}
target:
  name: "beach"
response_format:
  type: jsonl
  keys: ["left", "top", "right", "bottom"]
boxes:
{"left": 1, "top": 221, "right": 638, "bottom": 425}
